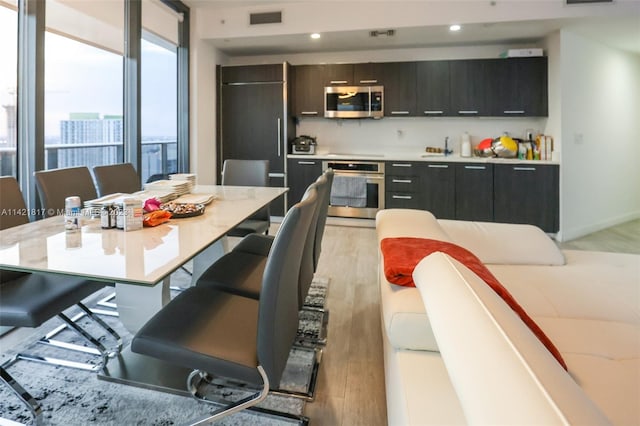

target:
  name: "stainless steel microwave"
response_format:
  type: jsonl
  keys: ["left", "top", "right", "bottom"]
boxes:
{"left": 324, "top": 86, "right": 384, "bottom": 119}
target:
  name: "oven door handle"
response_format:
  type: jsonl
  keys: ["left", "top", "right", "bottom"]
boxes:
{"left": 333, "top": 172, "right": 384, "bottom": 180}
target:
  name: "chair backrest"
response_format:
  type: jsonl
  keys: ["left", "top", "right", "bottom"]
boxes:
{"left": 92, "top": 163, "right": 141, "bottom": 196}
{"left": 297, "top": 181, "right": 322, "bottom": 308}
{"left": 34, "top": 166, "right": 97, "bottom": 217}
{"left": 257, "top": 186, "right": 317, "bottom": 387}
{"left": 313, "top": 169, "right": 334, "bottom": 270}
{"left": 0, "top": 176, "right": 29, "bottom": 230}
{"left": 222, "top": 159, "right": 270, "bottom": 221}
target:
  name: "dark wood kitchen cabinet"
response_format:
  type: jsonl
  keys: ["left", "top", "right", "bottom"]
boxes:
{"left": 491, "top": 57, "right": 548, "bottom": 117}
{"left": 292, "top": 65, "right": 325, "bottom": 117}
{"left": 416, "top": 60, "right": 451, "bottom": 117}
{"left": 420, "top": 162, "right": 456, "bottom": 219}
{"left": 355, "top": 62, "right": 417, "bottom": 116}
{"left": 385, "top": 161, "right": 421, "bottom": 209}
{"left": 493, "top": 163, "right": 559, "bottom": 232}
{"left": 287, "top": 158, "right": 323, "bottom": 207}
{"left": 323, "top": 64, "right": 354, "bottom": 85}
{"left": 455, "top": 163, "right": 494, "bottom": 221}
{"left": 218, "top": 63, "right": 292, "bottom": 215}
{"left": 449, "top": 59, "right": 496, "bottom": 117}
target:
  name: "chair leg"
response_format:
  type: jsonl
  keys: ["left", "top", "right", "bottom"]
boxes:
{"left": 187, "top": 366, "right": 270, "bottom": 425}
{"left": 0, "top": 364, "right": 43, "bottom": 425}
{"left": 22, "top": 302, "right": 122, "bottom": 371}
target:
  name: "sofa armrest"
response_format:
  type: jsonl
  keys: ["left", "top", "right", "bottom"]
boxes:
{"left": 413, "top": 253, "right": 610, "bottom": 425}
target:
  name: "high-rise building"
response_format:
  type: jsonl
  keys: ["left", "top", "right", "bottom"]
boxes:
{"left": 58, "top": 113, "right": 122, "bottom": 168}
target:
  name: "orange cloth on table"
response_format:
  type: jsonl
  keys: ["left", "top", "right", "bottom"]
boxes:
{"left": 380, "top": 237, "right": 567, "bottom": 370}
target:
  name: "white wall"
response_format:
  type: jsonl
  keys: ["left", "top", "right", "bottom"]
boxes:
{"left": 190, "top": 36, "right": 227, "bottom": 184}
{"left": 559, "top": 30, "right": 640, "bottom": 241}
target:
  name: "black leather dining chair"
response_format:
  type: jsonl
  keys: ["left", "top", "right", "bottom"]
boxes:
{"left": 92, "top": 163, "right": 141, "bottom": 196}
{"left": 34, "top": 166, "right": 98, "bottom": 218}
{"left": 221, "top": 159, "right": 271, "bottom": 237}
{"left": 131, "top": 187, "right": 317, "bottom": 424}
{"left": 0, "top": 176, "right": 122, "bottom": 424}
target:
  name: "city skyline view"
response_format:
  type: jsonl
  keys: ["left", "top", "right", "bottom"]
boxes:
{"left": 0, "top": 7, "right": 177, "bottom": 143}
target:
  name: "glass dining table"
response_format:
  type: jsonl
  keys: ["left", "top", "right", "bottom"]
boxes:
{"left": 0, "top": 185, "right": 287, "bottom": 393}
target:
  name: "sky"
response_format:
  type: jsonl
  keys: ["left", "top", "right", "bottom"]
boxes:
{"left": 0, "top": 4, "right": 177, "bottom": 142}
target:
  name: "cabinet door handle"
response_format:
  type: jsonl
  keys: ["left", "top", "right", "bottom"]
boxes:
{"left": 277, "top": 118, "right": 281, "bottom": 157}
{"left": 424, "top": 110, "right": 443, "bottom": 115}
{"left": 359, "top": 79, "right": 378, "bottom": 84}
{"left": 392, "top": 179, "right": 412, "bottom": 183}
{"left": 300, "top": 111, "right": 319, "bottom": 115}
{"left": 298, "top": 161, "right": 316, "bottom": 165}
{"left": 391, "top": 163, "right": 412, "bottom": 167}
{"left": 392, "top": 195, "right": 412, "bottom": 200}
{"left": 458, "top": 110, "right": 479, "bottom": 114}
{"left": 504, "top": 110, "right": 525, "bottom": 114}
{"left": 428, "top": 164, "right": 449, "bottom": 169}
{"left": 464, "top": 165, "right": 486, "bottom": 170}
{"left": 513, "top": 166, "right": 536, "bottom": 171}
{"left": 390, "top": 111, "right": 410, "bottom": 115}
{"left": 329, "top": 80, "right": 348, "bottom": 85}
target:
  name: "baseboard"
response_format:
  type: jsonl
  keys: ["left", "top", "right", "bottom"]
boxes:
{"left": 559, "top": 210, "right": 640, "bottom": 242}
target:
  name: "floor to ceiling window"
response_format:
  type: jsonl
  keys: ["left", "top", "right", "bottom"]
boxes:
{"left": 0, "top": 1, "right": 18, "bottom": 177}
{"left": 141, "top": 0, "right": 180, "bottom": 183}
{"left": 44, "top": 0, "right": 124, "bottom": 170}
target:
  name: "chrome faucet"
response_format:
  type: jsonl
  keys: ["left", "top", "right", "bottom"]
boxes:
{"left": 444, "top": 137, "right": 453, "bottom": 156}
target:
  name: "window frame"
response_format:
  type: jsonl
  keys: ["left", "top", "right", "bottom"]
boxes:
{"left": 14, "top": 0, "right": 189, "bottom": 217}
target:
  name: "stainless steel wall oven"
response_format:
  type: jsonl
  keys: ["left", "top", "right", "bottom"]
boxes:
{"left": 323, "top": 160, "right": 385, "bottom": 219}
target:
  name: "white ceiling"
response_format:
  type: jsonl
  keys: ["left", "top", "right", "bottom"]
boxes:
{"left": 190, "top": 1, "right": 640, "bottom": 57}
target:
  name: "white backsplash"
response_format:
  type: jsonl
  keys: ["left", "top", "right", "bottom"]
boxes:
{"left": 296, "top": 117, "right": 548, "bottom": 155}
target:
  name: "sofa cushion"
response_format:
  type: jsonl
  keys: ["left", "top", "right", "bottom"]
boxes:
{"left": 380, "top": 268, "right": 438, "bottom": 351}
{"left": 439, "top": 219, "right": 565, "bottom": 265}
{"left": 414, "top": 252, "right": 611, "bottom": 425}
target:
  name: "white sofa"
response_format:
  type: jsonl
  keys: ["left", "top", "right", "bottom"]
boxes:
{"left": 376, "top": 209, "right": 640, "bottom": 425}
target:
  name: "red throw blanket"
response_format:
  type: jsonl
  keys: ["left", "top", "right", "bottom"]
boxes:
{"left": 380, "top": 237, "right": 567, "bottom": 370}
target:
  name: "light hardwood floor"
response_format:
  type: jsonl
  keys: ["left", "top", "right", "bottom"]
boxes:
{"left": 306, "top": 217, "right": 640, "bottom": 425}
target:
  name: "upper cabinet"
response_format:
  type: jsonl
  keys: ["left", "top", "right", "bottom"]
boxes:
{"left": 353, "top": 62, "right": 417, "bottom": 116}
{"left": 449, "top": 59, "right": 496, "bottom": 117}
{"left": 291, "top": 56, "right": 548, "bottom": 118}
{"left": 292, "top": 65, "right": 326, "bottom": 117}
{"left": 492, "top": 57, "right": 548, "bottom": 117}
{"left": 416, "top": 60, "right": 451, "bottom": 117}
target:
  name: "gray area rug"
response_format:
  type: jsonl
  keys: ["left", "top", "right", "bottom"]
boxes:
{"left": 0, "top": 275, "right": 329, "bottom": 425}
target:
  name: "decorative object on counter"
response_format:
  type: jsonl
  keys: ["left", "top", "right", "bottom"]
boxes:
{"left": 460, "top": 132, "right": 472, "bottom": 158}
{"left": 160, "top": 202, "right": 205, "bottom": 218}
{"left": 424, "top": 146, "right": 444, "bottom": 154}
{"left": 491, "top": 133, "right": 518, "bottom": 158}
{"left": 143, "top": 197, "right": 162, "bottom": 212}
{"left": 143, "top": 209, "right": 172, "bottom": 227}
{"left": 64, "top": 196, "right": 82, "bottom": 232}
{"left": 292, "top": 135, "right": 317, "bottom": 155}
{"left": 473, "top": 138, "right": 494, "bottom": 157}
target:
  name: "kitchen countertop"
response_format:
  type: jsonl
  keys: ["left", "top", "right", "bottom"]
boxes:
{"left": 287, "top": 151, "right": 559, "bottom": 165}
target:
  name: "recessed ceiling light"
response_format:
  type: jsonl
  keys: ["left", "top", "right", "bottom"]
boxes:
{"left": 449, "top": 24, "right": 461, "bottom": 32}
{"left": 310, "top": 33, "right": 321, "bottom": 39}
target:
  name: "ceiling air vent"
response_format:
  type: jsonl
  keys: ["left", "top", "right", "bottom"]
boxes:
{"left": 249, "top": 11, "right": 282, "bottom": 25}
{"left": 369, "top": 29, "right": 396, "bottom": 38}
{"left": 566, "top": 0, "right": 612, "bottom": 3}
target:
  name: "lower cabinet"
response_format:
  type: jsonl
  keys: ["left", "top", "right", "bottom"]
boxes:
{"left": 493, "top": 164, "right": 559, "bottom": 232}
{"left": 420, "top": 162, "right": 455, "bottom": 219}
{"left": 287, "top": 158, "right": 323, "bottom": 207}
{"left": 385, "top": 161, "right": 421, "bottom": 209}
{"left": 455, "top": 163, "right": 494, "bottom": 222}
